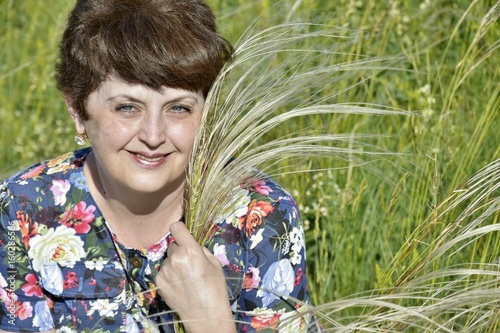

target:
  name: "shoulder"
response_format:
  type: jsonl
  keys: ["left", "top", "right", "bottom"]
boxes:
{"left": 2, "top": 148, "right": 90, "bottom": 184}
{"left": 236, "top": 172, "right": 301, "bottom": 238}
{"left": 209, "top": 171, "right": 301, "bottom": 244}
{"left": 242, "top": 171, "right": 295, "bottom": 199}
{"left": 241, "top": 172, "right": 299, "bottom": 214}
{"left": 1, "top": 148, "right": 91, "bottom": 195}
{"left": 0, "top": 148, "right": 93, "bottom": 230}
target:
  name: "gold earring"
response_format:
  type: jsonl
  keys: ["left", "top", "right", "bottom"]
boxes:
{"left": 74, "top": 132, "right": 88, "bottom": 145}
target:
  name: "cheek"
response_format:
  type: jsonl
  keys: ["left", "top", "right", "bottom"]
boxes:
{"left": 86, "top": 120, "right": 135, "bottom": 147}
{"left": 171, "top": 127, "right": 197, "bottom": 150}
{"left": 168, "top": 118, "right": 201, "bottom": 150}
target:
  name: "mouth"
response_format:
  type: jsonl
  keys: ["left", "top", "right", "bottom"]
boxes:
{"left": 128, "top": 151, "right": 171, "bottom": 168}
{"left": 134, "top": 152, "right": 167, "bottom": 161}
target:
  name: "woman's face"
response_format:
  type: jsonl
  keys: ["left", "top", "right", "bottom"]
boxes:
{"left": 69, "top": 77, "right": 204, "bottom": 196}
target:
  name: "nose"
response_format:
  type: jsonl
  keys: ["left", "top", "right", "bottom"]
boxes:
{"left": 137, "top": 111, "right": 166, "bottom": 148}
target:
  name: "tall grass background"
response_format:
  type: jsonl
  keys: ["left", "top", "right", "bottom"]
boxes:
{"left": 1, "top": 0, "right": 498, "bottom": 331}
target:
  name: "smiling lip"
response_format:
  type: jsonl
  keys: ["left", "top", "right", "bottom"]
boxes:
{"left": 128, "top": 151, "right": 170, "bottom": 169}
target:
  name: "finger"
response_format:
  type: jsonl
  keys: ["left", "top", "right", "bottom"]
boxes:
{"left": 165, "top": 237, "right": 179, "bottom": 258}
{"left": 203, "top": 247, "right": 224, "bottom": 267}
{"left": 169, "top": 221, "right": 197, "bottom": 247}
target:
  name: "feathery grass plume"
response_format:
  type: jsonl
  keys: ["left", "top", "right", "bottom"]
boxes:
{"left": 384, "top": 158, "right": 500, "bottom": 289}
{"left": 176, "top": 3, "right": 499, "bottom": 332}
{"left": 170, "top": 13, "right": 413, "bottom": 333}
{"left": 184, "top": 20, "right": 411, "bottom": 246}
{"left": 282, "top": 159, "right": 499, "bottom": 332}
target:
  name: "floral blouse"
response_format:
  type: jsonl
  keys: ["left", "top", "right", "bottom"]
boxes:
{"left": 0, "top": 148, "right": 316, "bottom": 332}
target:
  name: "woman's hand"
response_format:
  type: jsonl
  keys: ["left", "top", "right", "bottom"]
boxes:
{"left": 155, "top": 221, "right": 236, "bottom": 333}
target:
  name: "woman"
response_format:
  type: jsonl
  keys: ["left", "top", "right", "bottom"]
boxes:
{"left": 0, "top": 0, "right": 315, "bottom": 332}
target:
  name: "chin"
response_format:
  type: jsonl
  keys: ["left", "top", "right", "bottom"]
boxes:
{"left": 128, "top": 173, "right": 186, "bottom": 195}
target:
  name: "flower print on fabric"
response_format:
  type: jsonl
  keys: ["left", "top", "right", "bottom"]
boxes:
{"left": 219, "top": 221, "right": 243, "bottom": 246}
{"left": 213, "top": 174, "right": 317, "bottom": 331}
{"left": 250, "top": 227, "right": 265, "bottom": 249}
{"left": 146, "top": 237, "right": 168, "bottom": 261}
{"left": 59, "top": 201, "right": 96, "bottom": 234}
{"left": 21, "top": 273, "right": 43, "bottom": 297}
{"left": 20, "top": 164, "right": 46, "bottom": 181}
{"left": 0, "top": 273, "right": 13, "bottom": 310}
{"left": 84, "top": 260, "right": 105, "bottom": 271}
{"left": 250, "top": 308, "right": 282, "bottom": 330}
{"left": 294, "top": 267, "right": 304, "bottom": 287}
{"left": 46, "top": 152, "right": 75, "bottom": 175}
{"left": 243, "top": 266, "right": 261, "bottom": 291}
{"left": 256, "top": 259, "right": 295, "bottom": 307}
{"left": 88, "top": 299, "right": 120, "bottom": 317}
{"left": 40, "top": 263, "right": 64, "bottom": 295}
{"left": 14, "top": 302, "right": 33, "bottom": 321}
{"left": 215, "top": 187, "right": 250, "bottom": 227}
{"left": 278, "top": 303, "right": 313, "bottom": 333}
{"left": 0, "top": 149, "right": 317, "bottom": 331}
{"left": 50, "top": 180, "right": 71, "bottom": 206}
{"left": 17, "top": 210, "right": 39, "bottom": 249}
{"left": 124, "top": 313, "right": 141, "bottom": 333}
{"left": 239, "top": 199, "right": 274, "bottom": 237}
{"left": 32, "top": 301, "right": 54, "bottom": 331}
{"left": 213, "top": 243, "right": 230, "bottom": 266}
{"left": 64, "top": 271, "right": 79, "bottom": 290}
{"left": 28, "top": 225, "right": 86, "bottom": 271}
{"left": 243, "top": 178, "right": 273, "bottom": 196}
{"left": 69, "top": 171, "right": 88, "bottom": 191}
{"left": 289, "top": 226, "right": 306, "bottom": 265}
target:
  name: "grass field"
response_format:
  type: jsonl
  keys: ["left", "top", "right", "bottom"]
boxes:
{"left": 1, "top": 0, "right": 499, "bottom": 331}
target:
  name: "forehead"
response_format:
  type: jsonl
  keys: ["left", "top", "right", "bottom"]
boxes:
{"left": 92, "top": 77, "right": 204, "bottom": 103}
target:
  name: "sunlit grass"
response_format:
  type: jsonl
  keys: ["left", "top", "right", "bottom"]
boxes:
{"left": 1, "top": 0, "right": 498, "bottom": 331}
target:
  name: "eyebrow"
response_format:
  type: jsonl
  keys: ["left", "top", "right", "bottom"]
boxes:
{"left": 105, "top": 94, "right": 202, "bottom": 105}
{"left": 105, "top": 95, "right": 142, "bottom": 103}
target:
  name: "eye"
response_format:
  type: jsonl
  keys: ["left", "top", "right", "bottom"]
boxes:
{"left": 115, "top": 104, "right": 136, "bottom": 114}
{"left": 171, "top": 104, "right": 192, "bottom": 113}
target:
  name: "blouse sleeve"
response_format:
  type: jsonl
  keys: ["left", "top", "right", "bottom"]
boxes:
{"left": 228, "top": 178, "right": 319, "bottom": 332}
{"left": 0, "top": 186, "right": 55, "bottom": 331}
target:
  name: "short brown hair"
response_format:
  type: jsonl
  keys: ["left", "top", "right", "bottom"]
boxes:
{"left": 55, "top": 0, "right": 233, "bottom": 120}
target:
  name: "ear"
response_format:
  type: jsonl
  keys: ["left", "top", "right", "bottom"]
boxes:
{"left": 64, "top": 95, "right": 86, "bottom": 133}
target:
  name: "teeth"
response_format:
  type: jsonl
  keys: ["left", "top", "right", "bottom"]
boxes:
{"left": 135, "top": 153, "right": 164, "bottom": 161}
